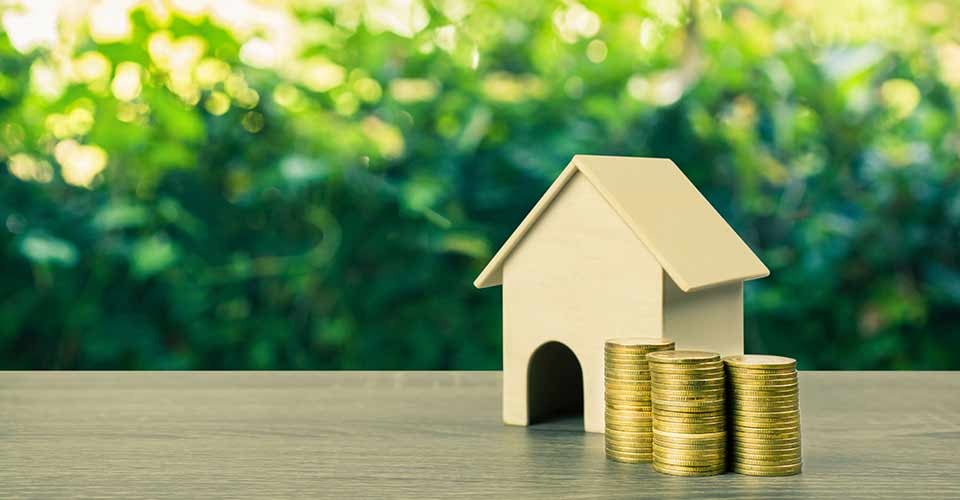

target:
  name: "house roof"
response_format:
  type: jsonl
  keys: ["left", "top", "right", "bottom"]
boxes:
{"left": 473, "top": 155, "right": 769, "bottom": 292}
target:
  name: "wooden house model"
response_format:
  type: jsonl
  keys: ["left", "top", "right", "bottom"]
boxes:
{"left": 474, "top": 155, "right": 769, "bottom": 433}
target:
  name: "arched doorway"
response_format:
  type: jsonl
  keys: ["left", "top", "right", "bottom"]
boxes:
{"left": 526, "top": 341, "right": 584, "bottom": 425}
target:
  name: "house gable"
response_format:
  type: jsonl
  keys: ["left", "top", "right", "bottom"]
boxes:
{"left": 475, "top": 155, "right": 769, "bottom": 292}
{"left": 503, "top": 171, "right": 663, "bottom": 346}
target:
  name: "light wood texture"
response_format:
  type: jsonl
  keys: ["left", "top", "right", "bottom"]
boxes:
{"left": 475, "top": 155, "right": 768, "bottom": 291}
{"left": 474, "top": 160, "right": 579, "bottom": 289}
{"left": 503, "top": 172, "right": 662, "bottom": 433}
{"left": 2, "top": 371, "right": 958, "bottom": 499}
{"left": 574, "top": 155, "right": 768, "bottom": 291}
{"left": 663, "top": 276, "right": 743, "bottom": 357}
{"left": 483, "top": 157, "right": 765, "bottom": 433}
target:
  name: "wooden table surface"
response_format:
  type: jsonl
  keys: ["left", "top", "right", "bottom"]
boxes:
{"left": 1, "top": 371, "right": 958, "bottom": 499}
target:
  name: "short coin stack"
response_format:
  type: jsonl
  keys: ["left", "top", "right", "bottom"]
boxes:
{"left": 648, "top": 350, "right": 726, "bottom": 476}
{"left": 604, "top": 338, "right": 676, "bottom": 463}
{"left": 724, "top": 355, "right": 802, "bottom": 476}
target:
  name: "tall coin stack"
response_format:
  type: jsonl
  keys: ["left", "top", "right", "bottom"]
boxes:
{"left": 648, "top": 350, "right": 726, "bottom": 476}
{"left": 724, "top": 355, "right": 802, "bottom": 476}
{"left": 604, "top": 338, "right": 676, "bottom": 463}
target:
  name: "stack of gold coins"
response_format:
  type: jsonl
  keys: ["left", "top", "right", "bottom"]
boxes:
{"left": 724, "top": 354, "right": 802, "bottom": 476}
{"left": 648, "top": 350, "right": 726, "bottom": 476}
{"left": 604, "top": 338, "right": 676, "bottom": 463}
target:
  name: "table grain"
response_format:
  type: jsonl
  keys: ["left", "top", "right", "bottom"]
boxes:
{"left": 1, "top": 371, "right": 959, "bottom": 499}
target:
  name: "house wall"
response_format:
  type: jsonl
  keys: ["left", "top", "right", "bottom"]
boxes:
{"left": 502, "top": 172, "right": 663, "bottom": 433}
{"left": 662, "top": 276, "right": 743, "bottom": 357}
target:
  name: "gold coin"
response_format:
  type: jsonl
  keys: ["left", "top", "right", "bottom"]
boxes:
{"left": 606, "top": 337, "right": 675, "bottom": 349}
{"left": 725, "top": 368, "right": 797, "bottom": 378}
{"left": 651, "top": 394, "right": 725, "bottom": 404}
{"left": 728, "top": 376, "right": 798, "bottom": 385}
{"left": 605, "top": 446, "right": 653, "bottom": 457}
{"left": 731, "top": 425, "right": 801, "bottom": 435}
{"left": 605, "top": 424, "right": 653, "bottom": 434}
{"left": 728, "top": 388, "right": 798, "bottom": 397}
{"left": 605, "top": 441, "right": 653, "bottom": 453}
{"left": 652, "top": 401, "right": 725, "bottom": 411}
{"left": 729, "top": 382, "right": 799, "bottom": 392}
{"left": 654, "top": 424, "right": 726, "bottom": 435}
{"left": 732, "top": 465, "right": 801, "bottom": 476}
{"left": 733, "top": 456, "right": 803, "bottom": 467}
{"left": 606, "top": 440, "right": 653, "bottom": 451}
{"left": 605, "top": 390, "right": 651, "bottom": 399}
{"left": 605, "top": 363, "right": 650, "bottom": 372}
{"left": 606, "top": 430, "right": 653, "bottom": 440}
{"left": 605, "top": 375, "right": 652, "bottom": 383}
{"left": 605, "top": 419, "right": 653, "bottom": 429}
{"left": 606, "top": 421, "right": 653, "bottom": 430}
{"left": 730, "top": 408, "right": 800, "bottom": 418}
{"left": 733, "top": 437, "right": 803, "bottom": 447}
{"left": 654, "top": 456, "right": 726, "bottom": 468}
{"left": 653, "top": 428, "right": 725, "bottom": 439}
{"left": 731, "top": 460, "right": 803, "bottom": 472}
{"left": 605, "top": 366, "right": 652, "bottom": 375}
{"left": 605, "top": 378, "right": 651, "bottom": 387}
{"left": 654, "top": 414, "right": 725, "bottom": 424}
{"left": 606, "top": 452, "right": 651, "bottom": 464}
{"left": 723, "top": 354, "right": 796, "bottom": 370}
{"left": 732, "top": 435, "right": 802, "bottom": 445}
{"left": 652, "top": 438, "right": 727, "bottom": 449}
{"left": 605, "top": 402, "right": 652, "bottom": 412}
{"left": 606, "top": 394, "right": 651, "bottom": 403}
{"left": 604, "top": 438, "right": 653, "bottom": 453}
{"left": 606, "top": 406, "right": 653, "bottom": 415}
{"left": 729, "top": 377, "right": 798, "bottom": 386}
{"left": 606, "top": 388, "right": 652, "bottom": 396}
{"left": 729, "top": 400, "right": 799, "bottom": 409}
{"left": 654, "top": 446, "right": 727, "bottom": 459}
{"left": 605, "top": 379, "right": 651, "bottom": 387}
{"left": 728, "top": 389, "right": 799, "bottom": 399}
{"left": 650, "top": 361, "right": 725, "bottom": 370}
{"left": 730, "top": 395, "right": 799, "bottom": 404}
{"left": 605, "top": 406, "right": 653, "bottom": 415}
{"left": 606, "top": 419, "right": 653, "bottom": 430}
{"left": 734, "top": 449, "right": 802, "bottom": 460}
{"left": 730, "top": 414, "right": 801, "bottom": 424}
{"left": 731, "top": 422, "right": 800, "bottom": 432}
{"left": 653, "top": 417, "right": 725, "bottom": 426}
{"left": 605, "top": 348, "right": 660, "bottom": 355}
{"left": 652, "top": 387, "right": 725, "bottom": 397}
{"left": 652, "top": 378, "right": 725, "bottom": 388}
{"left": 653, "top": 384, "right": 726, "bottom": 393}
{"left": 728, "top": 378, "right": 798, "bottom": 387}
{"left": 655, "top": 459, "right": 724, "bottom": 469}
{"left": 605, "top": 356, "right": 651, "bottom": 364}
{"left": 605, "top": 346, "right": 669, "bottom": 354}
{"left": 647, "top": 350, "right": 721, "bottom": 364}
{"left": 603, "top": 355, "right": 656, "bottom": 364}
{"left": 653, "top": 437, "right": 726, "bottom": 448}
{"left": 650, "top": 364, "right": 725, "bottom": 375}
{"left": 732, "top": 430, "right": 801, "bottom": 441}
{"left": 606, "top": 413, "right": 653, "bottom": 423}
{"left": 606, "top": 400, "right": 651, "bottom": 408}
{"left": 605, "top": 394, "right": 652, "bottom": 403}
{"left": 726, "top": 370, "right": 797, "bottom": 379}
{"left": 654, "top": 451, "right": 725, "bottom": 461}
{"left": 654, "top": 449, "right": 725, "bottom": 458}
{"left": 653, "top": 463, "right": 725, "bottom": 477}
{"left": 654, "top": 407, "right": 725, "bottom": 416}
{"left": 606, "top": 405, "right": 652, "bottom": 414}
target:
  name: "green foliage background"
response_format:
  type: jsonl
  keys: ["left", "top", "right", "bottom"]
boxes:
{"left": 2, "top": 1, "right": 960, "bottom": 369}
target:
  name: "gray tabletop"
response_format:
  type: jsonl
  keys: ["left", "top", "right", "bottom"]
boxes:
{"left": 1, "top": 371, "right": 958, "bottom": 499}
